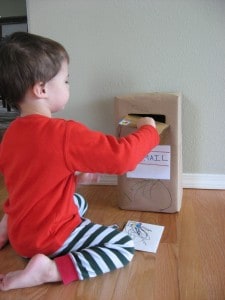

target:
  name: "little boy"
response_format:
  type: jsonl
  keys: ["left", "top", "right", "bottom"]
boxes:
{"left": 0, "top": 32, "right": 159, "bottom": 291}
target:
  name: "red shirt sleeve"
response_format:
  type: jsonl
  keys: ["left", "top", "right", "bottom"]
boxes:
{"left": 64, "top": 121, "right": 159, "bottom": 175}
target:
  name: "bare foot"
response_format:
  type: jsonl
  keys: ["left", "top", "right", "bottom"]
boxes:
{"left": 0, "top": 254, "right": 62, "bottom": 291}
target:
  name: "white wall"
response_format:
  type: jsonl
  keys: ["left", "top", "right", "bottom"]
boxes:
{"left": 26, "top": 0, "right": 225, "bottom": 176}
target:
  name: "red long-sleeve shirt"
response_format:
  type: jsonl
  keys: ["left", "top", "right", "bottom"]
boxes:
{"left": 0, "top": 115, "right": 159, "bottom": 257}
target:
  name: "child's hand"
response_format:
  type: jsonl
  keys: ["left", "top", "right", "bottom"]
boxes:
{"left": 137, "top": 117, "right": 156, "bottom": 129}
{"left": 0, "top": 214, "right": 8, "bottom": 250}
{"left": 77, "top": 173, "right": 101, "bottom": 185}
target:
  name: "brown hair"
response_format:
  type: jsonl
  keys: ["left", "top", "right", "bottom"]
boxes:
{"left": 0, "top": 32, "right": 69, "bottom": 109}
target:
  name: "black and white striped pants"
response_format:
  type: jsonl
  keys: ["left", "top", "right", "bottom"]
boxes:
{"left": 52, "top": 194, "right": 135, "bottom": 284}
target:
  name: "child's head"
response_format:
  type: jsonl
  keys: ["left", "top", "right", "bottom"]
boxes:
{"left": 0, "top": 32, "right": 69, "bottom": 109}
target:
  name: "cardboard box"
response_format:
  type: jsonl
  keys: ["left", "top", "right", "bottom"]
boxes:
{"left": 115, "top": 93, "right": 183, "bottom": 213}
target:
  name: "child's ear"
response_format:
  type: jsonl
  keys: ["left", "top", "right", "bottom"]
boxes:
{"left": 32, "top": 82, "right": 47, "bottom": 98}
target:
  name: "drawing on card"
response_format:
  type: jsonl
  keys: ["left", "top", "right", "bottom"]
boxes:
{"left": 123, "top": 221, "right": 164, "bottom": 253}
{"left": 126, "top": 221, "right": 152, "bottom": 245}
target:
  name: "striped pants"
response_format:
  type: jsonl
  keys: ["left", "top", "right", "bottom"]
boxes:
{"left": 52, "top": 194, "right": 135, "bottom": 284}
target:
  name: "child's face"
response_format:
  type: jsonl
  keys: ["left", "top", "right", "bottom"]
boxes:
{"left": 45, "top": 60, "right": 70, "bottom": 113}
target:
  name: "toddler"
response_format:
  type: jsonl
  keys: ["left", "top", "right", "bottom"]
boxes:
{"left": 0, "top": 32, "right": 159, "bottom": 291}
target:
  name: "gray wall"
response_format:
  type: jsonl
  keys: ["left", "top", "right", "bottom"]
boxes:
{"left": 26, "top": 0, "right": 225, "bottom": 176}
{"left": 0, "top": 0, "right": 26, "bottom": 17}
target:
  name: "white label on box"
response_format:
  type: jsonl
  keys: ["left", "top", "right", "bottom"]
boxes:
{"left": 127, "top": 145, "right": 171, "bottom": 180}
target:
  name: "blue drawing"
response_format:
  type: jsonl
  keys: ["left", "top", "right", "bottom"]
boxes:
{"left": 126, "top": 221, "right": 152, "bottom": 245}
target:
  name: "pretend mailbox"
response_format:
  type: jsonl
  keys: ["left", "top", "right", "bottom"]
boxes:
{"left": 115, "top": 92, "right": 183, "bottom": 213}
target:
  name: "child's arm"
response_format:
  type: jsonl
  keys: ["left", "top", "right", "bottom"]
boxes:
{"left": 66, "top": 116, "right": 159, "bottom": 175}
{"left": 0, "top": 214, "right": 8, "bottom": 249}
{"left": 76, "top": 172, "right": 100, "bottom": 185}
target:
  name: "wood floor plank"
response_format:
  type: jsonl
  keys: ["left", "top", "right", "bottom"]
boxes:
{"left": 113, "top": 251, "right": 156, "bottom": 300}
{"left": 178, "top": 189, "right": 207, "bottom": 300}
{"left": 0, "top": 176, "right": 225, "bottom": 300}
{"left": 193, "top": 190, "right": 225, "bottom": 300}
{"left": 178, "top": 189, "right": 225, "bottom": 300}
{"left": 154, "top": 243, "right": 179, "bottom": 300}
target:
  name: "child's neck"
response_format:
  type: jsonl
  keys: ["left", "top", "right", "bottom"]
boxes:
{"left": 19, "top": 88, "right": 53, "bottom": 118}
{"left": 19, "top": 101, "right": 52, "bottom": 118}
{"left": 20, "top": 108, "right": 52, "bottom": 118}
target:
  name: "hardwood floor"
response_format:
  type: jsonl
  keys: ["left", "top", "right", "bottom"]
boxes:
{"left": 0, "top": 175, "right": 225, "bottom": 300}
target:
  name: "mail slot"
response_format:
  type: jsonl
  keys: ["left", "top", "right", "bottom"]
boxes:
{"left": 115, "top": 92, "right": 183, "bottom": 213}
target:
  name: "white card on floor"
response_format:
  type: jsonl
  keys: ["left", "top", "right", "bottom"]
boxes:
{"left": 123, "top": 220, "right": 164, "bottom": 253}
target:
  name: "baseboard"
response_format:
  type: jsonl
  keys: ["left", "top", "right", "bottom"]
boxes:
{"left": 98, "top": 173, "right": 225, "bottom": 190}
{"left": 98, "top": 174, "right": 118, "bottom": 185}
{"left": 182, "top": 173, "right": 225, "bottom": 190}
